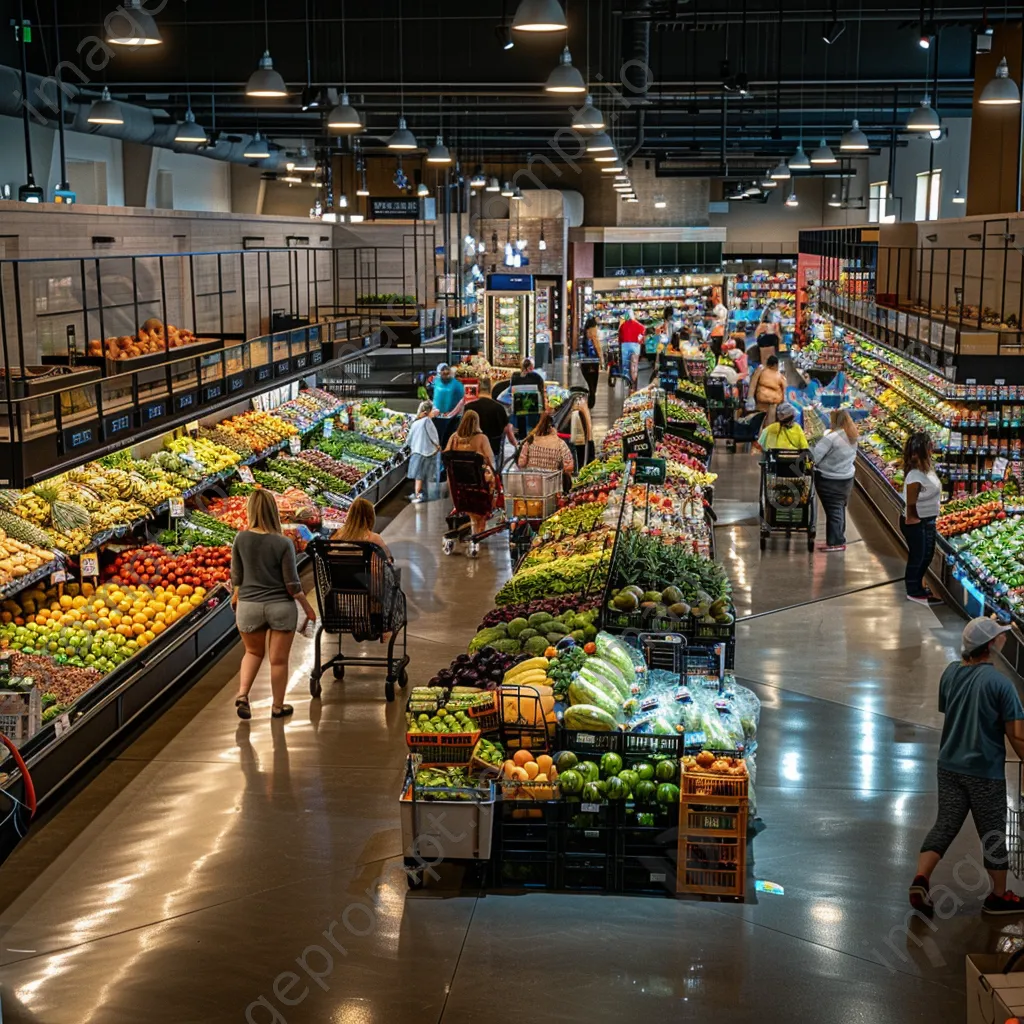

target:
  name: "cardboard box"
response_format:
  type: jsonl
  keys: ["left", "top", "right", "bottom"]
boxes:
{"left": 966, "top": 952, "right": 1024, "bottom": 1024}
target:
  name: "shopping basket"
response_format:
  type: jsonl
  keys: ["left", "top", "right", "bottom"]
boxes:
{"left": 307, "top": 538, "right": 410, "bottom": 702}
{"left": 441, "top": 449, "right": 508, "bottom": 558}
{"left": 758, "top": 447, "right": 816, "bottom": 551}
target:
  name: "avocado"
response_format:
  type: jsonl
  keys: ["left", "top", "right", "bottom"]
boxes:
{"left": 669, "top": 602, "right": 691, "bottom": 617}
{"left": 623, "top": 585, "right": 645, "bottom": 600}
{"left": 661, "top": 585, "right": 684, "bottom": 605}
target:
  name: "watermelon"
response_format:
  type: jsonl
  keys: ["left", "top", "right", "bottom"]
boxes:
{"left": 581, "top": 782, "right": 604, "bottom": 802}
{"left": 604, "top": 776, "right": 629, "bottom": 800}
{"left": 559, "top": 769, "right": 584, "bottom": 795}
{"left": 595, "top": 633, "right": 638, "bottom": 680}
{"left": 656, "top": 782, "right": 680, "bottom": 806}
{"left": 634, "top": 779, "right": 657, "bottom": 804}
{"left": 655, "top": 759, "right": 678, "bottom": 782}
{"left": 576, "top": 760, "right": 600, "bottom": 784}
{"left": 633, "top": 761, "right": 655, "bottom": 780}
{"left": 581, "top": 659, "right": 631, "bottom": 701}
{"left": 563, "top": 704, "right": 618, "bottom": 733}
{"left": 600, "top": 751, "right": 623, "bottom": 777}
{"left": 553, "top": 750, "right": 578, "bottom": 772}
{"left": 568, "top": 678, "right": 622, "bottom": 718}
{"left": 618, "top": 769, "right": 639, "bottom": 791}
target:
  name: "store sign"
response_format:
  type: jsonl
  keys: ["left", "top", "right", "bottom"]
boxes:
{"left": 369, "top": 197, "right": 428, "bottom": 221}
{"left": 634, "top": 457, "right": 667, "bottom": 484}
{"left": 622, "top": 428, "right": 653, "bottom": 460}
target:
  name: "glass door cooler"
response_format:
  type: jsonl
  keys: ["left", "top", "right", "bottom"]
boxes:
{"left": 485, "top": 275, "right": 535, "bottom": 369}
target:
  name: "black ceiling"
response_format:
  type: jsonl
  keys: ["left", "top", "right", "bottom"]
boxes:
{"left": 5, "top": 0, "right": 1011, "bottom": 163}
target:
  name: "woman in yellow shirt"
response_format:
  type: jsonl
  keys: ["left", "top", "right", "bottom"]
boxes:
{"left": 757, "top": 402, "right": 809, "bottom": 450}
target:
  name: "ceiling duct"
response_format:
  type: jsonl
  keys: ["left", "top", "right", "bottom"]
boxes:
{"left": 622, "top": 0, "right": 651, "bottom": 165}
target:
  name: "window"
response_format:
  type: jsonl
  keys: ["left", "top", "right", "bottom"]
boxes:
{"left": 915, "top": 170, "right": 941, "bottom": 221}
{"left": 869, "top": 182, "right": 895, "bottom": 224}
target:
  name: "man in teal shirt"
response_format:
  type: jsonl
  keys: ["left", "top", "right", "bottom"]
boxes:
{"left": 910, "top": 616, "right": 1024, "bottom": 917}
{"left": 431, "top": 363, "right": 465, "bottom": 479}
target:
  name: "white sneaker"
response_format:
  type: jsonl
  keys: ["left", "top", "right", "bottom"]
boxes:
{"left": 468, "top": 541, "right": 480, "bottom": 558}
{"left": 410, "top": 493, "right": 423, "bottom": 503}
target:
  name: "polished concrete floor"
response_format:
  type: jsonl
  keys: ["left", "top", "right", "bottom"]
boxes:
{"left": 0, "top": 369, "right": 1018, "bottom": 1022}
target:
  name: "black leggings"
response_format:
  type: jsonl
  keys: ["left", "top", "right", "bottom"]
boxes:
{"left": 900, "top": 515, "right": 937, "bottom": 597}
{"left": 921, "top": 767, "right": 1008, "bottom": 870}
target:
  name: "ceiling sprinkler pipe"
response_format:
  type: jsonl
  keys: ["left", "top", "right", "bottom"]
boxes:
{"left": 622, "top": 0, "right": 651, "bottom": 166}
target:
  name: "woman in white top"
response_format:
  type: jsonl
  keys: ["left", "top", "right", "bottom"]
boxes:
{"left": 811, "top": 409, "right": 859, "bottom": 552}
{"left": 406, "top": 400, "right": 441, "bottom": 503}
{"left": 901, "top": 431, "right": 944, "bottom": 604}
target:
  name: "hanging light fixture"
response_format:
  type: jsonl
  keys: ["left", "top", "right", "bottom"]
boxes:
{"left": 291, "top": 146, "right": 316, "bottom": 172}
{"left": 906, "top": 95, "right": 940, "bottom": 131}
{"left": 339, "top": 193, "right": 349, "bottom": 209}
{"left": 840, "top": 119, "right": 869, "bottom": 150}
{"left": 654, "top": 196, "right": 667, "bottom": 208}
{"left": 328, "top": 93, "right": 363, "bottom": 130}
{"left": 512, "top": 0, "right": 567, "bottom": 33}
{"left": 511, "top": 186, "right": 524, "bottom": 201}
{"left": 601, "top": 163, "right": 624, "bottom": 173}
{"left": 356, "top": 160, "right": 369, "bottom": 196}
{"left": 785, "top": 191, "right": 799, "bottom": 207}
{"left": 486, "top": 177, "right": 501, "bottom": 192}
{"left": 87, "top": 87, "right": 123, "bottom": 125}
{"left": 416, "top": 181, "right": 430, "bottom": 197}
{"left": 500, "top": 181, "right": 515, "bottom": 197}
{"left": 427, "top": 136, "right": 452, "bottom": 164}
{"left": 761, "top": 172, "right": 777, "bottom": 188}
{"left": 282, "top": 175, "right": 303, "bottom": 185}
{"left": 545, "top": 47, "right": 586, "bottom": 93}
{"left": 539, "top": 223, "right": 547, "bottom": 250}
{"left": 571, "top": 95, "right": 605, "bottom": 130}
{"left": 469, "top": 166, "right": 486, "bottom": 188}
{"left": 788, "top": 145, "right": 810, "bottom": 170}
{"left": 744, "top": 183, "right": 761, "bottom": 196}
{"left": 174, "top": 108, "right": 207, "bottom": 144}
{"left": 980, "top": 57, "right": 1022, "bottom": 105}
{"left": 247, "top": 51, "right": 287, "bottom": 98}
{"left": 770, "top": 162, "right": 791, "bottom": 180}
{"left": 594, "top": 151, "right": 620, "bottom": 163}
{"left": 828, "top": 193, "right": 842, "bottom": 207}
{"left": 810, "top": 139, "right": 837, "bottom": 164}
{"left": 952, "top": 185, "right": 966, "bottom": 203}
{"left": 586, "top": 132, "right": 615, "bottom": 153}
{"left": 106, "top": 0, "right": 162, "bottom": 45}
{"left": 387, "top": 116, "right": 418, "bottom": 150}
{"left": 244, "top": 131, "right": 271, "bottom": 159}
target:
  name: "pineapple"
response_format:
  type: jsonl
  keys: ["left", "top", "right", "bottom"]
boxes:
{"left": 30, "top": 484, "right": 91, "bottom": 534}
{"left": 0, "top": 508, "right": 54, "bottom": 549}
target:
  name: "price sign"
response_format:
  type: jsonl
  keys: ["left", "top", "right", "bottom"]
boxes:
{"left": 634, "top": 457, "right": 667, "bottom": 484}
{"left": 53, "top": 712, "right": 71, "bottom": 737}
{"left": 169, "top": 497, "right": 185, "bottom": 518}
{"left": 143, "top": 400, "right": 167, "bottom": 423}
{"left": 580, "top": 803, "right": 602, "bottom": 814}
{"left": 323, "top": 418, "right": 334, "bottom": 439}
{"left": 80, "top": 553, "right": 99, "bottom": 577}
{"left": 512, "top": 388, "right": 541, "bottom": 417}
{"left": 204, "top": 383, "right": 223, "bottom": 403}
{"left": 104, "top": 411, "right": 132, "bottom": 438}
{"left": 683, "top": 730, "right": 707, "bottom": 749}
{"left": 993, "top": 457, "right": 1009, "bottom": 480}
{"left": 255, "top": 364, "right": 273, "bottom": 383}
{"left": 185, "top": 420, "right": 200, "bottom": 435}
{"left": 50, "top": 570, "right": 67, "bottom": 585}
{"left": 995, "top": 378, "right": 1007, "bottom": 386}
{"left": 237, "top": 465, "right": 255, "bottom": 484}
{"left": 289, "top": 437, "right": 302, "bottom": 454}
{"left": 622, "top": 428, "right": 653, "bottom": 460}
{"left": 228, "top": 372, "right": 246, "bottom": 393}
{"left": 175, "top": 390, "right": 197, "bottom": 413}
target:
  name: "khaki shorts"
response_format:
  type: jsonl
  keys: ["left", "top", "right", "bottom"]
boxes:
{"left": 235, "top": 599, "right": 298, "bottom": 633}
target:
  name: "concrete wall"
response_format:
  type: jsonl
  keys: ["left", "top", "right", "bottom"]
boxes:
{"left": 711, "top": 179, "right": 826, "bottom": 253}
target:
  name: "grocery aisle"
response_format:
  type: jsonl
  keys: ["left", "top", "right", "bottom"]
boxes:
{"left": 0, "top": 380, "right": 1009, "bottom": 1023}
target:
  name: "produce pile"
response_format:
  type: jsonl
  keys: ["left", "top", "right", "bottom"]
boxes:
{"left": 350, "top": 400, "right": 412, "bottom": 443}
{"left": 86, "top": 321, "right": 200, "bottom": 361}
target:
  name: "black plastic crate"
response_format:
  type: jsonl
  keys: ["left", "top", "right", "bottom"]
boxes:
{"left": 617, "top": 853, "right": 678, "bottom": 896}
{"left": 622, "top": 733, "right": 683, "bottom": 762}
{"left": 555, "top": 724, "right": 623, "bottom": 757}
{"left": 619, "top": 802, "right": 680, "bottom": 838}
{"left": 558, "top": 852, "right": 615, "bottom": 892}
{"left": 493, "top": 849, "right": 557, "bottom": 890}
{"left": 496, "top": 799, "right": 560, "bottom": 852}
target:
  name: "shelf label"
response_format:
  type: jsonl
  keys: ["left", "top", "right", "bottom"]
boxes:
{"left": 143, "top": 400, "right": 167, "bottom": 422}
{"left": 622, "top": 428, "right": 653, "bottom": 460}
{"left": 169, "top": 497, "right": 185, "bottom": 518}
{"left": 323, "top": 418, "right": 334, "bottom": 439}
{"left": 581, "top": 803, "right": 601, "bottom": 813}
{"left": 255, "top": 364, "right": 273, "bottom": 382}
{"left": 311, "top": 349, "right": 323, "bottom": 365}
{"left": 294, "top": 354, "right": 308, "bottom": 370}
{"left": 965, "top": 378, "right": 977, "bottom": 385}
{"left": 993, "top": 457, "right": 1009, "bottom": 480}
{"left": 104, "top": 411, "right": 132, "bottom": 438}
{"left": 50, "top": 569, "right": 67, "bottom": 584}
{"left": 275, "top": 359, "right": 292, "bottom": 377}
{"left": 289, "top": 436, "right": 301, "bottom": 454}
{"left": 175, "top": 390, "right": 197, "bottom": 413}
{"left": 53, "top": 712, "right": 71, "bottom": 737}
{"left": 185, "top": 419, "right": 200, "bottom": 435}
{"left": 237, "top": 465, "right": 255, "bottom": 484}
{"left": 79, "top": 553, "right": 99, "bottom": 577}
{"left": 204, "top": 383, "right": 223, "bottom": 403}
{"left": 228, "top": 372, "right": 246, "bottom": 393}
{"left": 634, "top": 457, "right": 667, "bottom": 485}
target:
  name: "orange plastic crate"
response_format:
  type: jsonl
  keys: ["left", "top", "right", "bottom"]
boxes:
{"left": 680, "top": 769, "right": 749, "bottom": 803}
{"left": 407, "top": 729, "right": 481, "bottom": 766}
{"left": 676, "top": 837, "right": 747, "bottom": 898}
{"left": 681, "top": 802, "right": 748, "bottom": 837}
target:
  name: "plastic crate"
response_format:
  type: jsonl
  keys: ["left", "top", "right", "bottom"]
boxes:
{"left": 493, "top": 849, "right": 557, "bottom": 889}
{"left": 622, "top": 734, "right": 683, "bottom": 762}
{"left": 676, "top": 837, "right": 746, "bottom": 898}
{"left": 406, "top": 729, "right": 481, "bottom": 766}
{"left": 399, "top": 780, "right": 495, "bottom": 861}
{"left": 691, "top": 618, "right": 736, "bottom": 643}
{"left": 496, "top": 798, "right": 560, "bottom": 853}
{"left": 680, "top": 769, "right": 749, "bottom": 803}
{"left": 620, "top": 802, "right": 680, "bottom": 836}
{"left": 499, "top": 685, "right": 552, "bottom": 755}
{"left": 558, "top": 852, "right": 615, "bottom": 892}
{"left": 681, "top": 803, "right": 747, "bottom": 837}
{"left": 618, "top": 854, "right": 678, "bottom": 896}
{"left": 467, "top": 692, "right": 501, "bottom": 734}
{"left": 560, "top": 800, "right": 618, "bottom": 854}
{"left": 554, "top": 722, "right": 623, "bottom": 757}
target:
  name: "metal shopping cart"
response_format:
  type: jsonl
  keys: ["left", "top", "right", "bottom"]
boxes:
{"left": 441, "top": 449, "right": 507, "bottom": 558}
{"left": 0, "top": 733, "right": 36, "bottom": 864}
{"left": 605, "top": 340, "right": 633, "bottom": 391}
{"left": 758, "top": 447, "right": 816, "bottom": 551}
{"left": 502, "top": 466, "right": 563, "bottom": 565}
{"left": 307, "top": 538, "right": 410, "bottom": 702}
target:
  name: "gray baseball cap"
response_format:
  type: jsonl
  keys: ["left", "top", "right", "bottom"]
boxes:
{"left": 961, "top": 616, "right": 1012, "bottom": 654}
{"left": 776, "top": 401, "right": 797, "bottom": 423}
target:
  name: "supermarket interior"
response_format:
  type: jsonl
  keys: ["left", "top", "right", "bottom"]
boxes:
{"left": 2, "top": 1, "right": 1024, "bottom": 1021}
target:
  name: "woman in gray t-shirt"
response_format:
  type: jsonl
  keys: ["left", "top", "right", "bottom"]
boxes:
{"left": 231, "top": 490, "right": 316, "bottom": 720}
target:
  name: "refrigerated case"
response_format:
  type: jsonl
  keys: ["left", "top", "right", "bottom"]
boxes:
{"left": 485, "top": 274, "right": 535, "bottom": 369}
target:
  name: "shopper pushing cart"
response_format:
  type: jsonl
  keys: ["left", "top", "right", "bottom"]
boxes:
{"left": 755, "top": 402, "right": 816, "bottom": 551}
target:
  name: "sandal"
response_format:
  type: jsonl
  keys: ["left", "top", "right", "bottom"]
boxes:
{"left": 271, "top": 704, "right": 294, "bottom": 718}
{"left": 235, "top": 695, "right": 251, "bottom": 720}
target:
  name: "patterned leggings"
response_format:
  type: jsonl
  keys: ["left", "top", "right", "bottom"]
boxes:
{"left": 921, "top": 767, "right": 1008, "bottom": 870}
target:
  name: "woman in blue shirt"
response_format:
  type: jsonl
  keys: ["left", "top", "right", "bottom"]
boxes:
{"left": 910, "top": 616, "right": 1024, "bottom": 917}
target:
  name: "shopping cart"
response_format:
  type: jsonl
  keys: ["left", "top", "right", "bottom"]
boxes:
{"left": 307, "top": 538, "right": 410, "bottom": 702}
{"left": 503, "top": 466, "right": 563, "bottom": 565}
{"left": 441, "top": 449, "right": 507, "bottom": 558}
{"left": 1007, "top": 760, "right": 1024, "bottom": 878}
{"left": 605, "top": 340, "right": 633, "bottom": 391}
{"left": 0, "top": 733, "right": 36, "bottom": 864}
{"left": 706, "top": 377, "right": 746, "bottom": 450}
{"left": 758, "top": 447, "right": 816, "bottom": 551}
{"left": 684, "top": 355, "right": 710, "bottom": 383}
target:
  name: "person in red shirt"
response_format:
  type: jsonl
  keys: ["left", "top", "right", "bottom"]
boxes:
{"left": 617, "top": 311, "right": 646, "bottom": 391}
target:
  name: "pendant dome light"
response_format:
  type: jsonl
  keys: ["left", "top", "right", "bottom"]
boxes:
{"left": 290, "top": 146, "right": 316, "bottom": 172}
{"left": 810, "top": 139, "right": 837, "bottom": 164}
{"left": 546, "top": 47, "right": 586, "bottom": 93}
{"left": 500, "top": 181, "right": 515, "bottom": 197}
{"left": 244, "top": 131, "right": 271, "bottom": 159}
{"left": 470, "top": 167, "right": 487, "bottom": 188}
{"left": 247, "top": 51, "right": 287, "bottom": 98}
{"left": 952, "top": 185, "right": 966, "bottom": 203}
{"left": 572, "top": 95, "right": 605, "bottom": 131}
{"left": 906, "top": 95, "right": 940, "bottom": 131}
{"left": 594, "top": 150, "right": 620, "bottom": 163}
{"left": 328, "top": 5, "right": 362, "bottom": 130}
{"left": 87, "top": 87, "right": 123, "bottom": 125}
{"left": 761, "top": 172, "right": 777, "bottom": 188}
{"left": 840, "top": 119, "right": 869, "bottom": 151}
{"left": 387, "top": 117, "right": 418, "bottom": 150}
{"left": 106, "top": 0, "right": 162, "bottom": 46}
{"left": 601, "top": 163, "right": 625, "bottom": 173}
{"left": 770, "top": 161, "right": 791, "bottom": 180}
{"left": 174, "top": 108, "right": 207, "bottom": 144}
{"left": 586, "top": 132, "right": 615, "bottom": 153}
{"left": 356, "top": 150, "right": 370, "bottom": 196}
{"left": 486, "top": 177, "right": 501, "bottom": 192}
{"left": 788, "top": 145, "right": 810, "bottom": 171}
{"left": 512, "top": 0, "right": 567, "bottom": 32}
{"left": 980, "top": 57, "right": 1022, "bottom": 105}
{"left": 827, "top": 192, "right": 842, "bottom": 207}
{"left": 785, "top": 192, "right": 799, "bottom": 207}
{"left": 511, "top": 186, "right": 524, "bottom": 201}
{"left": 427, "top": 136, "right": 452, "bottom": 164}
